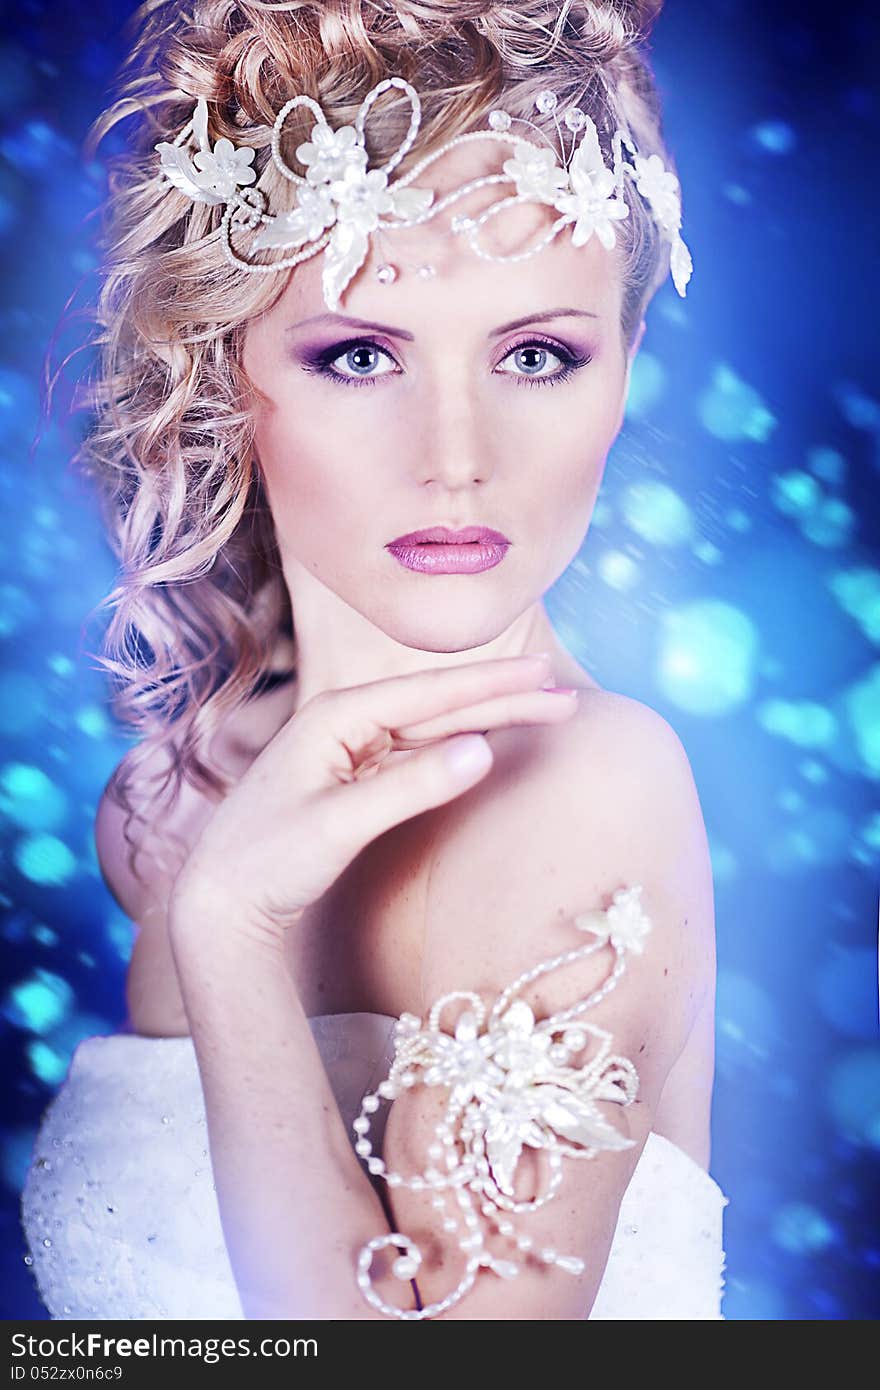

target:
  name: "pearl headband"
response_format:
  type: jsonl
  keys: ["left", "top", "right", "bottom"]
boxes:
{"left": 156, "top": 77, "right": 693, "bottom": 312}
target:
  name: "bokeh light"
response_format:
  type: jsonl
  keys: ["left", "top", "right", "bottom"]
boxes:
{"left": 1, "top": 0, "right": 877, "bottom": 1323}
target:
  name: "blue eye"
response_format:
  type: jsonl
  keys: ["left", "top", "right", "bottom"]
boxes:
{"left": 322, "top": 341, "right": 399, "bottom": 385}
{"left": 300, "top": 339, "right": 399, "bottom": 388}
{"left": 496, "top": 338, "right": 591, "bottom": 388}
{"left": 303, "top": 336, "right": 591, "bottom": 389}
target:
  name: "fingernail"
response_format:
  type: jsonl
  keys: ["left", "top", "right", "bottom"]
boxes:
{"left": 445, "top": 734, "right": 493, "bottom": 777}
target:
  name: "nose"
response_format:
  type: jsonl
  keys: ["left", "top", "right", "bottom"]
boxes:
{"left": 413, "top": 379, "right": 494, "bottom": 489}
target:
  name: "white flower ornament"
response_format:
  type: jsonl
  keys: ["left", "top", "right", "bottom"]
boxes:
{"left": 573, "top": 883, "right": 653, "bottom": 954}
{"left": 156, "top": 96, "right": 256, "bottom": 205}
{"left": 501, "top": 141, "right": 569, "bottom": 203}
{"left": 155, "top": 79, "right": 694, "bottom": 311}
{"left": 631, "top": 150, "right": 694, "bottom": 295}
{"left": 352, "top": 882, "right": 655, "bottom": 1319}
{"left": 550, "top": 117, "right": 631, "bottom": 250}
{"left": 297, "top": 121, "right": 367, "bottom": 184}
{"left": 633, "top": 152, "right": 682, "bottom": 234}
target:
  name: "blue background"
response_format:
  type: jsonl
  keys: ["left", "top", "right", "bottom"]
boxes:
{"left": 1, "top": 0, "right": 878, "bottom": 1320}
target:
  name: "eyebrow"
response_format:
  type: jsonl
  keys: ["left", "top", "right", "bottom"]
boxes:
{"left": 286, "top": 307, "right": 599, "bottom": 341}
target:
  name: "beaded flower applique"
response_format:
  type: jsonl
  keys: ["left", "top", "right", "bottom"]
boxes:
{"left": 155, "top": 77, "right": 693, "bottom": 313}
{"left": 352, "top": 883, "right": 653, "bottom": 1319}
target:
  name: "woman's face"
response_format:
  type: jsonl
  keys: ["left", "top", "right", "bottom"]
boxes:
{"left": 242, "top": 141, "right": 643, "bottom": 654}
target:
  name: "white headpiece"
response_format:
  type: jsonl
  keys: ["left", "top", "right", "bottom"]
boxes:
{"left": 156, "top": 76, "right": 693, "bottom": 313}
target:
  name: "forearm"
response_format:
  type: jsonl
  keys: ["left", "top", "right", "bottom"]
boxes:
{"left": 168, "top": 896, "right": 406, "bottom": 1320}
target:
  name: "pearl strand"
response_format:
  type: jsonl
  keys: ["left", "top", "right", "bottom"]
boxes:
{"left": 158, "top": 78, "right": 692, "bottom": 304}
{"left": 351, "top": 886, "right": 653, "bottom": 1318}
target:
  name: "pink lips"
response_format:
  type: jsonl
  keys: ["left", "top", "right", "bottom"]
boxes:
{"left": 386, "top": 525, "right": 511, "bottom": 575}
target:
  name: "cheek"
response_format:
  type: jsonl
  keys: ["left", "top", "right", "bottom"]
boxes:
{"left": 510, "top": 394, "right": 617, "bottom": 570}
{"left": 511, "top": 387, "right": 615, "bottom": 503}
{"left": 254, "top": 394, "right": 366, "bottom": 531}
{"left": 540, "top": 454, "right": 604, "bottom": 541}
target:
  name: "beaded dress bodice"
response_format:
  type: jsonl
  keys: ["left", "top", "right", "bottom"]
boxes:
{"left": 21, "top": 1015, "right": 728, "bottom": 1320}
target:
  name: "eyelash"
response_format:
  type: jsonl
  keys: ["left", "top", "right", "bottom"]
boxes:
{"left": 301, "top": 336, "right": 592, "bottom": 390}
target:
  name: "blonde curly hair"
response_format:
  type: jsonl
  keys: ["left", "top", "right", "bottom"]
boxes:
{"left": 82, "top": 0, "right": 678, "bottom": 889}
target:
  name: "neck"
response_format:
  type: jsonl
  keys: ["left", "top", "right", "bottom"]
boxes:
{"left": 279, "top": 552, "right": 562, "bottom": 707}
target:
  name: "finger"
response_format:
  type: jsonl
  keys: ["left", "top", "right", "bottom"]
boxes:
{"left": 388, "top": 685, "right": 579, "bottom": 747}
{"left": 299, "top": 653, "right": 556, "bottom": 777}
{"left": 311, "top": 652, "right": 554, "bottom": 741}
{"left": 321, "top": 732, "right": 495, "bottom": 848}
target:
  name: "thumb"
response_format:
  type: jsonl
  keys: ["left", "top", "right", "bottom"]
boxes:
{"left": 336, "top": 733, "right": 494, "bottom": 845}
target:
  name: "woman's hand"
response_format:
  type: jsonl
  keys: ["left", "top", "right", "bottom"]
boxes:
{"left": 168, "top": 652, "right": 579, "bottom": 946}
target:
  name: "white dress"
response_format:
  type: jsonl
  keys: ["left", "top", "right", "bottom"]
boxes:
{"left": 20, "top": 1013, "right": 729, "bottom": 1320}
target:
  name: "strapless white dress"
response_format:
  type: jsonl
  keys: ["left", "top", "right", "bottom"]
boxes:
{"left": 20, "top": 1015, "right": 729, "bottom": 1320}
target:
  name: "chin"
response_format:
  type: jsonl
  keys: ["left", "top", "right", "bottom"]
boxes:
{"left": 381, "top": 615, "right": 516, "bottom": 657}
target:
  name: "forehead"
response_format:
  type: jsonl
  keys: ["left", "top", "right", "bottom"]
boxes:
{"left": 266, "top": 136, "right": 623, "bottom": 329}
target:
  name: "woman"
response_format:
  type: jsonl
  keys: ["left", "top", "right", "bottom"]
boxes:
{"left": 21, "top": 0, "right": 728, "bottom": 1319}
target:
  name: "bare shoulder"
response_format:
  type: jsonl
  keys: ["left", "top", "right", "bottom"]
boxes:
{"left": 93, "top": 694, "right": 285, "bottom": 1036}
{"left": 381, "top": 689, "right": 718, "bottom": 1317}
{"left": 431, "top": 683, "right": 711, "bottom": 890}
{"left": 558, "top": 688, "right": 717, "bottom": 1016}
{"left": 566, "top": 687, "right": 711, "bottom": 852}
{"left": 94, "top": 679, "right": 294, "bottom": 924}
{"left": 419, "top": 684, "right": 716, "bottom": 1089}
{"left": 94, "top": 740, "right": 215, "bottom": 929}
